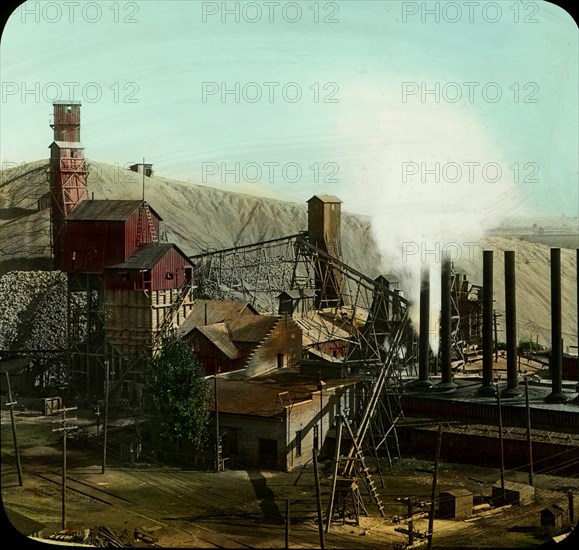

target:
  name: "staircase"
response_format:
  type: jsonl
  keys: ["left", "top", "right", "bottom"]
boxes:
{"left": 136, "top": 202, "right": 158, "bottom": 247}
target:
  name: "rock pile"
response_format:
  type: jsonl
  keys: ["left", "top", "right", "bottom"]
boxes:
{"left": 0, "top": 271, "right": 67, "bottom": 351}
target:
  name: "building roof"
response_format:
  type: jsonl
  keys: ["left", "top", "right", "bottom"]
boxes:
{"left": 53, "top": 100, "right": 81, "bottom": 105}
{"left": 196, "top": 323, "right": 240, "bottom": 360}
{"left": 178, "top": 300, "right": 259, "bottom": 338}
{"left": 278, "top": 289, "right": 316, "bottom": 299}
{"left": 50, "top": 141, "right": 84, "bottom": 149}
{"left": 307, "top": 194, "right": 342, "bottom": 204}
{"left": 542, "top": 505, "right": 564, "bottom": 516}
{"left": 295, "top": 310, "right": 352, "bottom": 346}
{"left": 107, "top": 242, "right": 191, "bottom": 270}
{"left": 211, "top": 367, "right": 359, "bottom": 417}
{"left": 66, "top": 199, "right": 163, "bottom": 222}
{"left": 440, "top": 488, "right": 473, "bottom": 497}
{"left": 229, "top": 315, "right": 280, "bottom": 343}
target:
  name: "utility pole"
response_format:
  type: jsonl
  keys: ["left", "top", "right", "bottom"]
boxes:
{"left": 496, "top": 381, "right": 506, "bottom": 502}
{"left": 52, "top": 406, "right": 78, "bottom": 530}
{"left": 5, "top": 372, "right": 23, "bottom": 486}
{"left": 102, "top": 359, "right": 110, "bottom": 474}
{"left": 285, "top": 499, "right": 290, "bottom": 549}
{"left": 493, "top": 310, "right": 499, "bottom": 362}
{"left": 524, "top": 376, "right": 534, "bottom": 486}
{"left": 427, "top": 424, "right": 442, "bottom": 550}
{"left": 313, "top": 448, "right": 325, "bottom": 550}
{"left": 215, "top": 370, "right": 223, "bottom": 472}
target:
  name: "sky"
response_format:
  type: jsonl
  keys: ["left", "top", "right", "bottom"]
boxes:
{"left": 1, "top": 0, "right": 577, "bottom": 289}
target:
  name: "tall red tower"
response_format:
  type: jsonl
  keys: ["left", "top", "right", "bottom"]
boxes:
{"left": 49, "top": 100, "right": 88, "bottom": 268}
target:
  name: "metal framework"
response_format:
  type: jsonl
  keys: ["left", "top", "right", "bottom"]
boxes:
{"left": 190, "top": 232, "right": 415, "bottom": 520}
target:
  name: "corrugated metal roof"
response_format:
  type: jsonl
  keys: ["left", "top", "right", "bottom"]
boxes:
{"left": 197, "top": 323, "right": 240, "bottom": 359}
{"left": 50, "top": 141, "right": 84, "bottom": 149}
{"left": 178, "top": 300, "right": 259, "bottom": 338}
{"left": 108, "top": 242, "right": 185, "bottom": 270}
{"left": 307, "top": 194, "right": 342, "bottom": 203}
{"left": 53, "top": 100, "right": 81, "bottom": 105}
{"left": 66, "top": 200, "right": 161, "bottom": 222}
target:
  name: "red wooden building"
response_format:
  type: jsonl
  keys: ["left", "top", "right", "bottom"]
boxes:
{"left": 62, "top": 200, "right": 161, "bottom": 274}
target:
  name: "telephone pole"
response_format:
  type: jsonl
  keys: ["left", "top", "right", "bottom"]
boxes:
{"left": 5, "top": 371, "right": 23, "bottom": 486}
{"left": 52, "top": 406, "right": 78, "bottom": 529}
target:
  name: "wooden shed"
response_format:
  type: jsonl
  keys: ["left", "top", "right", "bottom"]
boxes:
{"left": 492, "top": 481, "right": 535, "bottom": 506}
{"left": 439, "top": 488, "right": 473, "bottom": 519}
{"left": 540, "top": 504, "right": 565, "bottom": 528}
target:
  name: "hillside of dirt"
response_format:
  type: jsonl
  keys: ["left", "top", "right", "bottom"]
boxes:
{"left": 0, "top": 160, "right": 577, "bottom": 352}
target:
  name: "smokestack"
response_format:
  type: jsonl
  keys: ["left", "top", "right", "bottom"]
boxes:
{"left": 503, "top": 251, "right": 521, "bottom": 397}
{"left": 415, "top": 265, "right": 433, "bottom": 389}
{"left": 546, "top": 248, "right": 568, "bottom": 403}
{"left": 478, "top": 250, "right": 496, "bottom": 396}
{"left": 437, "top": 255, "right": 456, "bottom": 391}
{"left": 574, "top": 249, "right": 579, "bottom": 403}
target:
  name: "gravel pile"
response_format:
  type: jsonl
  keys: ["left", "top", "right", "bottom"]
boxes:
{"left": 0, "top": 270, "right": 67, "bottom": 351}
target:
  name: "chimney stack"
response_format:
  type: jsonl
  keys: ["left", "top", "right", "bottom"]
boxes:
{"left": 416, "top": 265, "right": 433, "bottom": 388}
{"left": 478, "top": 250, "right": 496, "bottom": 396}
{"left": 503, "top": 251, "right": 521, "bottom": 397}
{"left": 546, "top": 248, "right": 568, "bottom": 403}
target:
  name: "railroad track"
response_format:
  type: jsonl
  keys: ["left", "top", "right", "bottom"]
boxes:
{"left": 31, "top": 468, "right": 383, "bottom": 549}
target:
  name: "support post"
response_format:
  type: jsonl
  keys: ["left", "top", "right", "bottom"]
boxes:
{"left": 496, "top": 383, "right": 506, "bottom": 502}
{"left": 102, "top": 359, "right": 109, "bottom": 474}
{"left": 52, "top": 406, "right": 77, "bottom": 530}
{"left": 285, "top": 499, "right": 290, "bottom": 549}
{"left": 5, "top": 372, "right": 23, "bottom": 486}
{"left": 569, "top": 490, "right": 574, "bottom": 525}
{"left": 326, "top": 414, "right": 342, "bottom": 532}
{"left": 524, "top": 376, "right": 534, "bottom": 486}
{"left": 427, "top": 424, "right": 442, "bottom": 550}
{"left": 313, "top": 450, "right": 325, "bottom": 549}
{"left": 215, "top": 373, "right": 221, "bottom": 472}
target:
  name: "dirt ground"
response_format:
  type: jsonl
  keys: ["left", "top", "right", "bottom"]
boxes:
{"left": 2, "top": 401, "right": 577, "bottom": 549}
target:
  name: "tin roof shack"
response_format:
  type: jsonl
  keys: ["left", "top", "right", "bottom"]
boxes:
{"left": 541, "top": 504, "right": 565, "bottom": 529}
{"left": 492, "top": 481, "right": 535, "bottom": 506}
{"left": 211, "top": 368, "right": 362, "bottom": 471}
{"left": 438, "top": 489, "right": 473, "bottom": 519}
{"left": 62, "top": 200, "right": 161, "bottom": 273}
{"left": 183, "top": 311, "right": 302, "bottom": 378}
{"left": 104, "top": 243, "right": 195, "bottom": 359}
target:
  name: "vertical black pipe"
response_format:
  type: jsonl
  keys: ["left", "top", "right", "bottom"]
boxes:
{"left": 546, "top": 248, "right": 568, "bottom": 403}
{"left": 437, "top": 256, "right": 456, "bottom": 390}
{"left": 417, "top": 265, "right": 433, "bottom": 388}
{"left": 575, "top": 249, "right": 579, "bottom": 400}
{"left": 503, "top": 251, "right": 521, "bottom": 397}
{"left": 479, "top": 250, "right": 496, "bottom": 396}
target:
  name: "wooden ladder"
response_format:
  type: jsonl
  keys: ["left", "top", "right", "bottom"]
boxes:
{"left": 341, "top": 415, "right": 385, "bottom": 517}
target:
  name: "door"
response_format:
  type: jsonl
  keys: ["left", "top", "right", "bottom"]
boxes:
{"left": 258, "top": 438, "right": 278, "bottom": 469}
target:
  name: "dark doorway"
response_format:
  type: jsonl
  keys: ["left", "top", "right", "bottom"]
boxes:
{"left": 258, "top": 438, "right": 278, "bottom": 469}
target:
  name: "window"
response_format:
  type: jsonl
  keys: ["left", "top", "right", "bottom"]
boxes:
{"left": 295, "top": 430, "right": 302, "bottom": 457}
